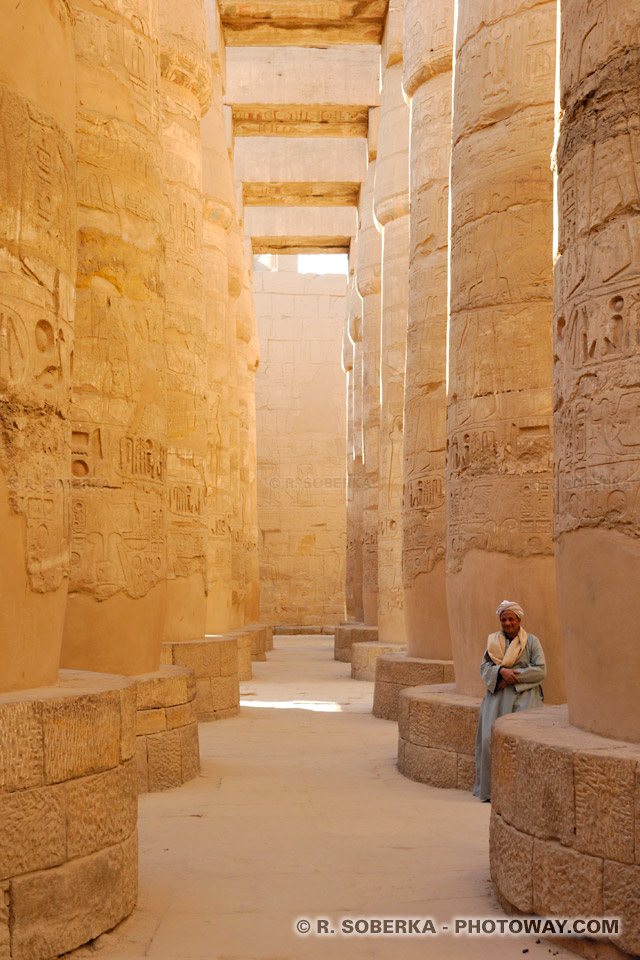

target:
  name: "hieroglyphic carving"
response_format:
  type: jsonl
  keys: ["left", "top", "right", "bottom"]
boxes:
{"left": 232, "top": 104, "right": 369, "bottom": 138}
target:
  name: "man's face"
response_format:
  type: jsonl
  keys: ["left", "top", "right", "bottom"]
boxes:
{"left": 500, "top": 611, "right": 521, "bottom": 639}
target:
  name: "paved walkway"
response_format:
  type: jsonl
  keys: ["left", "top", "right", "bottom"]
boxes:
{"left": 72, "top": 637, "right": 571, "bottom": 960}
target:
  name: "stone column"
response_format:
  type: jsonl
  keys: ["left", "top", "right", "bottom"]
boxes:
{"left": 343, "top": 294, "right": 356, "bottom": 620}
{"left": 202, "top": 63, "right": 235, "bottom": 634}
{"left": 159, "top": 0, "right": 212, "bottom": 644}
{"left": 446, "top": 0, "right": 564, "bottom": 702}
{"left": 401, "top": 0, "right": 453, "bottom": 660}
{"left": 226, "top": 221, "right": 245, "bottom": 628}
{"left": 356, "top": 112, "right": 382, "bottom": 628}
{"left": 349, "top": 279, "right": 365, "bottom": 622}
{"left": 373, "top": 1, "right": 410, "bottom": 645}
{"left": 0, "top": 0, "right": 74, "bottom": 690}
{"left": 63, "top": 0, "right": 168, "bottom": 676}
{"left": 554, "top": 0, "right": 640, "bottom": 743}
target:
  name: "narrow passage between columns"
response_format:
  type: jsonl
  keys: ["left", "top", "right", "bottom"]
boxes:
{"left": 67, "top": 638, "right": 573, "bottom": 960}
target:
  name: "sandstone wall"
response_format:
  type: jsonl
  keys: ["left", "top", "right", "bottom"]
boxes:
{"left": 0, "top": 0, "right": 75, "bottom": 691}
{"left": 255, "top": 258, "right": 347, "bottom": 626}
{"left": 555, "top": 0, "right": 640, "bottom": 741}
{"left": 401, "top": 0, "right": 453, "bottom": 660}
{"left": 447, "top": 0, "right": 565, "bottom": 702}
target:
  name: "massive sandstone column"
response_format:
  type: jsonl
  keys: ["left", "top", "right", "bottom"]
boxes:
{"left": 349, "top": 279, "right": 365, "bottom": 622}
{"left": 226, "top": 221, "right": 245, "bottom": 628}
{"left": 356, "top": 116, "right": 382, "bottom": 627}
{"left": 447, "top": 0, "right": 564, "bottom": 702}
{"left": 343, "top": 299, "right": 356, "bottom": 620}
{"left": 202, "top": 65, "right": 235, "bottom": 633}
{"left": 401, "top": 0, "right": 453, "bottom": 660}
{"left": 63, "top": 0, "right": 168, "bottom": 675}
{"left": 160, "top": 0, "right": 212, "bottom": 644}
{"left": 373, "top": 1, "right": 410, "bottom": 645}
{"left": 0, "top": 0, "right": 74, "bottom": 690}
{"left": 554, "top": 0, "right": 640, "bottom": 741}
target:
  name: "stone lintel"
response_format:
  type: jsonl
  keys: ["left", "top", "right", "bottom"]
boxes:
{"left": 351, "top": 641, "right": 406, "bottom": 682}
{"left": 244, "top": 182, "right": 361, "bottom": 207}
{"left": 491, "top": 705, "right": 640, "bottom": 956}
{"left": 232, "top": 104, "right": 369, "bottom": 138}
{"left": 334, "top": 622, "right": 379, "bottom": 662}
{"left": 373, "top": 654, "right": 455, "bottom": 721}
{"left": 252, "top": 236, "right": 351, "bottom": 255}
{"left": 397, "top": 683, "right": 480, "bottom": 791}
{"left": 220, "top": 2, "right": 388, "bottom": 46}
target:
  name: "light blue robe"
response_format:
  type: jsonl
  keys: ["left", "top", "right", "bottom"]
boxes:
{"left": 473, "top": 633, "right": 546, "bottom": 801}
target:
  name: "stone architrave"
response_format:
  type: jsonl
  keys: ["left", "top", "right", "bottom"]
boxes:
{"left": 447, "top": 0, "right": 565, "bottom": 703}
{"left": 348, "top": 278, "right": 365, "bottom": 622}
{"left": 373, "top": 0, "right": 410, "bottom": 645}
{"left": 202, "top": 63, "right": 236, "bottom": 634}
{"left": 159, "top": 0, "right": 212, "bottom": 645}
{"left": 0, "top": 0, "right": 74, "bottom": 690}
{"left": 554, "top": 0, "right": 640, "bottom": 743}
{"left": 401, "top": 0, "right": 453, "bottom": 660}
{"left": 355, "top": 127, "right": 382, "bottom": 627}
{"left": 343, "top": 295, "right": 356, "bottom": 619}
{"left": 63, "top": 0, "right": 168, "bottom": 676}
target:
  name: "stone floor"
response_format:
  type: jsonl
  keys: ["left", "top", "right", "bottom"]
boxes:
{"left": 68, "top": 637, "right": 572, "bottom": 960}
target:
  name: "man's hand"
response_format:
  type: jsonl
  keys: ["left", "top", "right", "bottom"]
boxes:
{"left": 499, "top": 667, "right": 520, "bottom": 685}
{"left": 496, "top": 679, "right": 507, "bottom": 691}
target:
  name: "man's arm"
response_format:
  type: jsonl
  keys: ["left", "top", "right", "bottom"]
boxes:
{"left": 480, "top": 650, "right": 503, "bottom": 693}
{"left": 514, "top": 635, "right": 546, "bottom": 691}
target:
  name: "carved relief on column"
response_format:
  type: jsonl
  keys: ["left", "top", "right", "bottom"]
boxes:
{"left": 236, "top": 255, "right": 261, "bottom": 624}
{"left": 373, "top": 0, "right": 410, "bottom": 644}
{"left": 555, "top": 0, "right": 640, "bottom": 741}
{"left": 355, "top": 129, "right": 382, "bottom": 627}
{"left": 159, "top": 0, "right": 212, "bottom": 644}
{"left": 0, "top": 0, "right": 75, "bottom": 690}
{"left": 402, "top": 0, "right": 453, "bottom": 660}
{"left": 202, "top": 64, "right": 235, "bottom": 634}
{"left": 343, "top": 296, "right": 356, "bottom": 620}
{"left": 63, "top": 0, "right": 168, "bottom": 675}
{"left": 447, "top": 0, "right": 564, "bottom": 701}
{"left": 348, "top": 278, "right": 364, "bottom": 622}
{"left": 226, "top": 221, "right": 245, "bottom": 628}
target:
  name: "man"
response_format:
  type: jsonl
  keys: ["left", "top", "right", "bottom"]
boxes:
{"left": 473, "top": 600, "right": 546, "bottom": 802}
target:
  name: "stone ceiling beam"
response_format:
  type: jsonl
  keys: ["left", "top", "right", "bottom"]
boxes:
{"left": 234, "top": 136, "right": 368, "bottom": 186}
{"left": 219, "top": 1, "right": 388, "bottom": 46}
{"left": 245, "top": 204, "right": 357, "bottom": 240}
{"left": 232, "top": 104, "right": 370, "bottom": 138}
{"left": 244, "top": 182, "right": 361, "bottom": 207}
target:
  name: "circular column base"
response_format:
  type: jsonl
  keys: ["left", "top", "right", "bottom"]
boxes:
{"left": 351, "top": 642, "right": 406, "bottom": 681}
{"left": 274, "top": 625, "right": 336, "bottom": 636}
{"left": 397, "top": 683, "right": 480, "bottom": 790}
{"left": 0, "top": 671, "right": 138, "bottom": 960}
{"left": 161, "top": 637, "right": 239, "bottom": 722}
{"left": 491, "top": 705, "right": 640, "bottom": 957}
{"left": 334, "top": 623, "right": 379, "bottom": 662}
{"left": 373, "top": 655, "right": 455, "bottom": 720}
{"left": 134, "top": 666, "right": 200, "bottom": 793}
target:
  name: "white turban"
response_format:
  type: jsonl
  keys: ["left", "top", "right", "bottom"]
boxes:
{"left": 496, "top": 600, "right": 524, "bottom": 621}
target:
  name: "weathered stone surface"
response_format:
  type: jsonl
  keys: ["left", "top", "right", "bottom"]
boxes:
{"left": 489, "top": 812, "right": 533, "bottom": 914}
{"left": 65, "top": 760, "right": 137, "bottom": 860}
{"left": 146, "top": 730, "right": 183, "bottom": 793}
{"left": 136, "top": 708, "right": 167, "bottom": 736}
{"left": 169, "top": 642, "right": 222, "bottom": 680}
{"left": 166, "top": 702, "right": 195, "bottom": 729}
{"left": 0, "top": 785, "right": 65, "bottom": 880}
{"left": 574, "top": 752, "right": 635, "bottom": 863}
{"left": 373, "top": 656, "right": 454, "bottom": 720}
{"left": 180, "top": 722, "right": 201, "bottom": 783}
{"left": 10, "top": 832, "right": 138, "bottom": 960}
{"left": 533, "top": 839, "right": 603, "bottom": 918}
{"left": 402, "top": 684, "right": 479, "bottom": 755}
{"left": 372, "top": 680, "right": 402, "bottom": 721}
{"left": 211, "top": 676, "right": 241, "bottom": 712}
{"left": 457, "top": 755, "right": 475, "bottom": 791}
{"left": 398, "top": 741, "right": 457, "bottom": 789}
{"left": 119, "top": 684, "right": 137, "bottom": 763}
{"left": 42, "top": 692, "right": 121, "bottom": 783}
{"left": 136, "top": 738, "right": 149, "bottom": 795}
{"left": 136, "top": 668, "right": 191, "bottom": 710}
{"left": 0, "top": 701, "right": 44, "bottom": 793}
{"left": 0, "top": 881, "right": 9, "bottom": 960}
{"left": 334, "top": 624, "right": 379, "bottom": 661}
{"left": 351, "top": 642, "right": 406, "bottom": 682}
{"left": 604, "top": 861, "right": 640, "bottom": 956}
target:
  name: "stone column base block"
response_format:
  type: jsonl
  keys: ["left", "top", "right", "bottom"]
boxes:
{"left": 261, "top": 624, "right": 275, "bottom": 651}
{"left": 373, "top": 655, "right": 455, "bottom": 721}
{"left": 397, "top": 683, "right": 480, "bottom": 791}
{"left": 273, "top": 624, "right": 337, "bottom": 636}
{"left": 334, "top": 622, "right": 379, "bottom": 662}
{"left": 0, "top": 671, "right": 138, "bottom": 960}
{"left": 229, "top": 625, "right": 267, "bottom": 663}
{"left": 491, "top": 706, "right": 640, "bottom": 957}
{"left": 134, "top": 666, "right": 200, "bottom": 794}
{"left": 161, "top": 637, "right": 240, "bottom": 722}
{"left": 351, "top": 642, "right": 406, "bottom": 682}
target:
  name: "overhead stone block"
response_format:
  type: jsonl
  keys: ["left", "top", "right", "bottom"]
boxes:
{"left": 246, "top": 208, "right": 358, "bottom": 251}
{"left": 234, "top": 137, "right": 368, "bottom": 186}
{"left": 220, "top": 6, "right": 388, "bottom": 46}
{"left": 244, "top": 183, "right": 361, "bottom": 207}
{"left": 233, "top": 104, "right": 370, "bottom": 139}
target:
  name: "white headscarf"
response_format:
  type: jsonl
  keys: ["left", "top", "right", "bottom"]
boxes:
{"left": 496, "top": 600, "right": 524, "bottom": 621}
